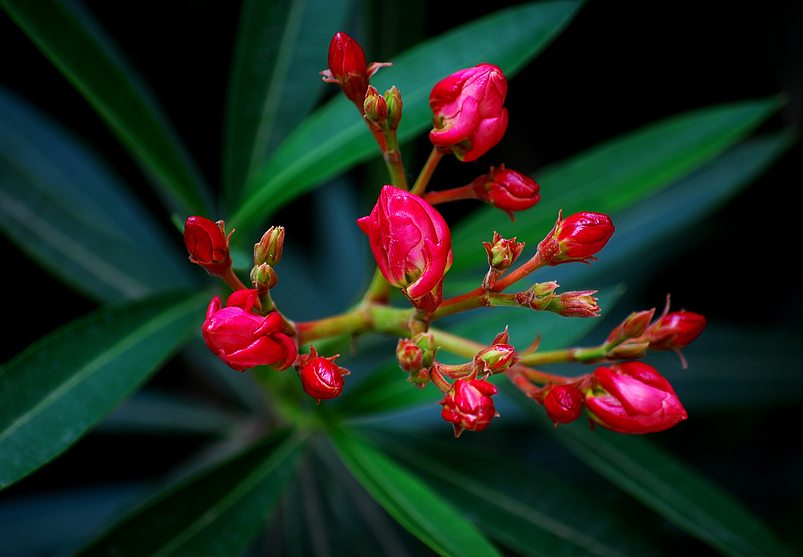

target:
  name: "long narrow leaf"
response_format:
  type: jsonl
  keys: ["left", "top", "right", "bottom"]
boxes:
{"left": 222, "top": 0, "right": 353, "bottom": 205}
{"left": 329, "top": 427, "right": 503, "bottom": 557}
{"left": 449, "top": 97, "right": 783, "bottom": 272}
{"left": 0, "top": 290, "right": 208, "bottom": 490}
{"left": 373, "top": 430, "right": 666, "bottom": 557}
{"left": 0, "top": 85, "right": 198, "bottom": 302}
{"left": 511, "top": 391, "right": 798, "bottom": 557}
{"left": 69, "top": 431, "right": 305, "bottom": 557}
{"left": 230, "top": 0, "right": 584, "bottom": 236}
{"left": 0, "top": 0, "right": 211, "bottom": 216}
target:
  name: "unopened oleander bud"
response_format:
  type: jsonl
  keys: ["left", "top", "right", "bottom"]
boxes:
{"left": 439, "top": 378, "right": 499, "bottom": 437}
{"left": 321, "top": 32, "right": 391, "bottom": 108}
{"left": 482, "top": 232, "right": 526, "bottom": 290}
{"left": 607, "top": 309, "right": 656, "bottom": 345}
{"left": 184, "top": 216, "right": 233, "bottom": 276}
{"left": 254, "top": 226, "right": 285, "bottom": 267}
{"left": 472, "top": 165, "right": 540, "bottom": 220}
{"left": 537, "top": 210, "right": 614, "bottom": 266}
{"left": 363, "top": 85, "right": 389, "bottom": 130}
{"left": 534, "top": 383, "right": 584, "bottom": 426}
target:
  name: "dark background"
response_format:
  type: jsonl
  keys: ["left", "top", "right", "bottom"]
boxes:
{"left": 1, "top": 0, "right": 801, "bottom": 554}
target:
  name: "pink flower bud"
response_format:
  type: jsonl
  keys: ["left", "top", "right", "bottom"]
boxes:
{"left": 538, "top": 211, "right": 614, "bottom": 265}
{"left": 583, "top": 362, "right": 687, "bottom": 434}
{"left": 439, "top": 379, "right": 499, "bottom": 437}
{"left": 645, "top": 310, "right": 707, "bottom": 351}
{"left": 538, "top": 383, "right": 584, "bottom": 425}
{"left": 184, "top": 216, "right": 233, "bottom": 276}
{"left": 202, "top": 291, "right": 298, "bottom": 371}
{"left": 396, "top": 338, "right": 424, "bottom": 373}
{"left": 357, "top": 186, "right": 453, "bottom": 312}
{"left": 429, "top": 63, "right": 508, "bottom": 162}
{"left": 472, "top": 165, "right": 540, "bottom": 220}
{"left": 298, "top": 349, "right": 348, "bottom": 402}
{"left": 547, "top": 290, "right": 600, "bottom": 318}
{"left": 321, "top": 32, "right": 390, "bottom": 107}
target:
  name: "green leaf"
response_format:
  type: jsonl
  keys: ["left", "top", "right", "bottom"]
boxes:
{"left": 0, "top": 290, "right": 208, "bottom": 490}
{"left": 373, "top": 429, "right": 666, "bottom": 557}
{"left": 580, "top": 132, "right": 796, "bottom": 288}
{"left": 0, "top": 85, "right": 198, "bottom": 302}
{"left": 222, "top": 0, "right": 353, "bottom": 206}
{"left": 329, "top": 427, "right": 504, "bottom": 557}
{"left": 230, "top": 0, "right": 584, "bottom": 236}
{"left": 69, "top": 430, "right": 305, "bottom": 557}
{"left": 516, "top": 399, "right": 798, "bottom": 557}
{"left": 0, "top": 0, "right": 211, "bottom": 216}
{"left": 449, "top": 97, "right": 783, "bottom": 273}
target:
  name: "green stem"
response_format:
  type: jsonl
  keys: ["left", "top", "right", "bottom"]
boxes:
{"left": 410, "top": 146, "right": 446, "bottom": 197}
{"left": 430, "top": 288, "right": 520, "bottom": 320}
{"left": 296, "top": 301, "right": 414, "bottom": 346}
{"left": 382, "top": 130, "right": 408, "bottom": 191}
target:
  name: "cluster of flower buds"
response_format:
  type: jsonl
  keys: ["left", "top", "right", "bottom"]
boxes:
{"left": 531, "top": 361, "right": 688, "bottom": 434}
{"left": 184, "top": 216, "right": 353, "bottom": 402}
{"left": 178, "top": 33, "right": 707, "bottom": 438}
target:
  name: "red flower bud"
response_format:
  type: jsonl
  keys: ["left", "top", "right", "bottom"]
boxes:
{"left": 645, "top": 310, "right": 707, "bottom": 352}
{"left": 429, "top": 63, "right": 508, "bottom": 162}
{"left": 538, "top": 383, "right": 584, "bottom": 425}
{"left": 184, "top": 216, "right": 233, "bottom": 276}
{"left": 202, "top": 291, "right": 298, "bottom": 372}
{"left": 474, "top": 328, "right": 517, "bottom": 373}
{"left": 583, "top": 362, "right": 687, "bottom": 434}
{"left": 321, "top": 32, "right": 390, "bottom": 107}
{"left": 472, "top": 165, "right": 540, "bottom": 220}
{"left": 357, "top": 186, "right": 453, "bottom": 312}
{"left": 537, "top": 211, "right": 614, "bottom": 265}
{"left": 439, "top": 379, "right": 499, "bottom": 437}
{"left": 298, "top": 350, "right": 348, "bottom": 402}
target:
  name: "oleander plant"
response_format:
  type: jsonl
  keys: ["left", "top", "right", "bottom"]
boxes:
{"left": 1, "top": 1, "right": 801, "bottom": 556}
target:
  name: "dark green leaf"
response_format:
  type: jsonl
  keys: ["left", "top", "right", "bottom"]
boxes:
{"left": 0, "top": 0, "right": 211, "bottom": 215}
{"left": 0, "top": 85, "right": 198, "bottom": 302}
{"left": 70, "top": 430, "right": 305, "bottom": 557}
{"left": 230, "top": 0, "right": 584, "bottom": 236}
{"left": 515, "top": 397, "right": 798, "bottom": 557}
{"left": 449, "top": 97, "right": 783, "bottom": 273}
{"left": 0, "top": 290, "right": 209, "bottom": 490}
{"left": 329, "top": 427, "right": 504, "bottom": 557}
{"left": 373, "top": 429, "right": 666, "bottom": 557}
{"left": 222, "top": 0, "right": 353, "bottom": 206}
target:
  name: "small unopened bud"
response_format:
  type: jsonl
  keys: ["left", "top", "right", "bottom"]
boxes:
{"left": 439, "top": 378, "right": 499, "bottom": 437}
{"left": 537, "top": 210, "right": 614, "bottom": 266}
{"left": 474, "top": 328, "right": 517, "bottom": 374}
{"left": 533, "top": 383, "right": 584, "bottom": 426}
{"left": 607, "top": 309, "right": 656, "bottom": 345}
{"left": 296, "top": 346, "right": 350, "bottom": 403}
{"left": 545, "top": 290, "right": 600, "bottom": 318}
{"left": 250, "top": 263, "right": 278, "bottom": 293}
{"left": 472, "top": 165, "right": 540, "bottom": 221}
{"left": 516, "top": 281, "right": 559, "bottom": 311}
{"left": 384, "top": 86, "right": 402, "bottom": 131}
{"left": 321, "top": 32, "right": 391, "bottom": 108}
{"left": 482, "top": 232, "right": 526, "bottom": 290}
{"left": 184, "top": 216, "right": 233, "bottom": 276}
{"left": 396, "top": 338, "right": 423, "bottom": 373}
{"left": 254, "top": 226, "right": 285, "bottom": 266}
{"left": 363, "top": 85, "right": 389, "bottom": 130}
